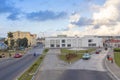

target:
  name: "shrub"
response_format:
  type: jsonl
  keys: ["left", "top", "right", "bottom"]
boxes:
{"left": 114, "top": 48, "right": 120, "bottom": 52}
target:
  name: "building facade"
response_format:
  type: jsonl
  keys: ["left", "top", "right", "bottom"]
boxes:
{"left": 45, "top": 35, "right": 103, "bottom": 48}
{"left": 12, "top": 31, "right": 37, "bottom": 46}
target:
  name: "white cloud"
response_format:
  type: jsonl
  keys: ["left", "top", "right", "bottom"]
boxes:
{"left": 93, "top": 0, "right": 120, "bottom": 25}
{"left": 67, "top": 13, "right": 80, "bottom": 30}
{"left": 69, "top": 13, "right": 80, "bottom": 23}
{"left": 61, "top": 0, "right": 120, "bottom": 36}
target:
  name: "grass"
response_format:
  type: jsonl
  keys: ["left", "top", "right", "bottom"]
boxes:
{"left": 114, "top": 52, "right": 120, "bottom": 67}
{"left": 59, "top": 48, "right": 95, "bottom": 63}
{"left": 18, "top": 48, "right": 49, "bottom": 80}
{"left": 114, "top": 48, "right": 120, "bottom": 52}
{"left": 59, "top": 53, "right": 83, "bottom": 63}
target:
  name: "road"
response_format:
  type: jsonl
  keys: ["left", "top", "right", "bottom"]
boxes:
{"left": 0, "top": 46, "right": 43, "bottom": 80}
{"left": 35, "top": 49, "right": 114, "bottom": 80}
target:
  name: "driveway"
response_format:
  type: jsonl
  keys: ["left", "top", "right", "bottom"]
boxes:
{"left": 35, "top": 49, "right": 113, "bottom": 80}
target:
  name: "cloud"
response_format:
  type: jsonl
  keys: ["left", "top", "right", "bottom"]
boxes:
{"left": 60, "top": 0, "right": 120, "bottom": 36}
{"left": 0, "top": 0, "right": 14, "bottom": 13}
{"left": 7, "top": 12, "right": 20, "bottom": 20}
{"left": 71, "top": 17, "right": 93, "bottom": 26}
{"left": 26, "top": 11, "right": 67, "bottom": 21}
{"left": 93, "top": 0, "right": 120, "bottom": 26}
{"left": 0, "top": 0, "right": 21, "bottom": 20}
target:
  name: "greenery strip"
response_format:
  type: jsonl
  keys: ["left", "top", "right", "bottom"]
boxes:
{"left": 18, "top": 49, "right": 49, "bottom": 80}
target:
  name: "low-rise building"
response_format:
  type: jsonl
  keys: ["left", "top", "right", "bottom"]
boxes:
{"left": 45, "top": 35, "right": 103, "bottom": 48}
{"left": 6, "top": 31, "right": 37, "bottom": 46}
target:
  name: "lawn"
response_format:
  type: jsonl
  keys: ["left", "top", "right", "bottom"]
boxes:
{"left": 59, "top": 48, "right": 95, "bottom": 63}
{"left": 18, "top": 48, "right": 49, "bottom": 80}
{"left": 114, "top": 52, "right": 120, "bottom": 67}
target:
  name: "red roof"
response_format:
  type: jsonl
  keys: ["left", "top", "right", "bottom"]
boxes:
{"left": 109, "top": 39, "right": 120, "bottom": 43}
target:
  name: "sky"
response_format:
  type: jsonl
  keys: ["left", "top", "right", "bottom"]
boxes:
{"left": 0, "top": 0, "right": 120, "bottom": 37}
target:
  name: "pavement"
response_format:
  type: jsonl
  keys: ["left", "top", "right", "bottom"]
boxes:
{"left": 0, "top": 46, "right": 43, "bottom": 80}
{"left": 105, "top": 48, "right": 120, "bottom": 80}
{"left": 34, "top": 49, "right": 113, "bottom": 80}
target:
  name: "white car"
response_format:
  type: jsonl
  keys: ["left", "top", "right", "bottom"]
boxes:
{"left": 82, "top": 53, "right": 91, "bottom": 60}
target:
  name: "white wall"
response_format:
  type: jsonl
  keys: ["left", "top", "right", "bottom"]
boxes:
{"left": 45, "top": 36, "right": 103, "bottom": 48}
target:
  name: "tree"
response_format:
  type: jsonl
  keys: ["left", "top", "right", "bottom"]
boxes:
{"left": 10, "top": 39, "right": 15, "bottom": 49}
{"left": 4, "top": 40, "right": 8, "bottom": 45}
{"left": 7, "top": 32, "right": 13, "bottom": 38}
{"left": 22, "top": 37, "right": 28, "bottom": 47}
{"left": 7, "top": 32, "right": 14, "bottom": 49}
{"left": 16, "top": 38, "right": 28, "bottom": 49}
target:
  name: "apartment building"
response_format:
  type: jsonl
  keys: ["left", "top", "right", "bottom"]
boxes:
{"left": 45, "top": 35, "right": 103, "bottom": 48}
{"left": 12, "top": 31, "right": 37, "bottom": 46}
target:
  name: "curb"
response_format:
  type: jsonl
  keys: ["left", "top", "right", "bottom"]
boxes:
{"left": 105, "top": 59, "right": 120, "bottom": 80}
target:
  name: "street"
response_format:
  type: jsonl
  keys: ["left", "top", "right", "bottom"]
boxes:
{"left": 35, "top": 49, "right": 114, "bottom": 80}
{"left": 0, "top": 46, "right": 43, "bottom": 80}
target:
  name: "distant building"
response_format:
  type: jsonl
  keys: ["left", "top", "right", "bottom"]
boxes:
{"left": 7, "top": 31, "right": 37, "bottom": 46}
{"left": 36, "top": 38, "right": 45, "bottom": 44}
{"left": 0, "top": 38, "right": 7, "bottom": 50}
{"left": 45, "top": 35, "right": 103, "bottom": 48}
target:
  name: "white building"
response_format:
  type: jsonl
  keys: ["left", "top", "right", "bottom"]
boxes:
{"left": 45, "top": 35, "right": 103, "bottom": 48}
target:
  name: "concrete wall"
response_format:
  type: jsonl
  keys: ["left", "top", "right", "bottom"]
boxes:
{"left": 45, "top": 36, "right": 103, "bottom": 48}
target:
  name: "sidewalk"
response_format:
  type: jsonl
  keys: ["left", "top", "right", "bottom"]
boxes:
{"left": 105, "top": 49, "right": 120, "bottom": 80}
{"left": 0, "top": 57, "right": 13, "bottom": 64}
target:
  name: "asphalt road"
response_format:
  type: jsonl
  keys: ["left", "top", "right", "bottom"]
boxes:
{"left": 35, "top": 49, "right": 114, "bottom": 80}
{"left": 38, "top": 70, "right": 112, "bottom": 80}
{"left": 0, "top": 46, "right": 43, "bottom": 80}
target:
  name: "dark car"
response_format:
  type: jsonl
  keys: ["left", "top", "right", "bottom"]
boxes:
{"left": 96, "top": 51, "right": 99, "bottom": 54}
{"left": 105, "top": 47, "right": 108, "bottom": 50}
{"left": 14, "top": 53, "right": 22, "bottom": 58}
{"left": 96, "top": 49, "right": 101, "bottom": 54}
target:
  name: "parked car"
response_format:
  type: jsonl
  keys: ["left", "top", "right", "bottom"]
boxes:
{"left": 96, "top": 49, "right": 101, "bottom": 54}
{"left": 14, "top": 53, "right": 22, "bottom": 58}
{"left": 105, "top": 47, "right": 108, "bottom": 50}
{"left": 82, "top": 53, "right": 91, "bottom": 60}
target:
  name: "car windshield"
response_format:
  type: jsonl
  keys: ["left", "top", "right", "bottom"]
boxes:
{"left": 84, "top": 53, "right": 89, "bottom": 56}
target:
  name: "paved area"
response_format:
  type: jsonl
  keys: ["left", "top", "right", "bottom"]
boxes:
{"left": 105, "top": 48, "right": 120, "bottom": 80}
{"left": 0, "top": 46, "right": 43, "bottom": 80}
{"left": 39, "top": 49, "right": 108, "bottom": 71}
{"left": 34, "top": 49, "right": 113, "bottom": 80}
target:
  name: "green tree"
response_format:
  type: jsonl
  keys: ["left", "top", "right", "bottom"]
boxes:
{"left": 16, "top": 38, "right": 28, "bottom": 49}
{"left": 4, "top": 40, "right": 8, "bottom": 45}
{"left": 10, "top": 39, "right": 15, "bottom": 49}
{"left": 7, "top": 32, "right": 14, "bottom": 49}
{"left": 22, "top": 37, "right": 28, "bottom": 47}
{"left": 8, "top": 32, "right": 13, "bottom": 38}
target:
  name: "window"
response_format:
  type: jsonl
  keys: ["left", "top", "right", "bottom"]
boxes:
{"left": 50, "top": 40, "right": 55, "bottom": 44}
{"left": 62, "top": 39, "right": 65, "bottom": 43}
{"left": 62, "top": 44, "right": 65, "bottom": 47}
{"left": 56, "top": 40, "right": 60, "bottom": 44}
{"left": 50, "top": 44, "right": 54, "bottom": 47}
{"left": 56, "top": 44, "right": 60, "bottom": 47}
{"left": 88, "top": 39, "right": 93, "bottom": 42}
{"left": 67, "top": 39, "right": 71, "bottom": 42}
{"left": 88, "top": 43, "right": 96, "bottom": 47}
{"left": 67, "top": 44, "right": 71, "bottom": 47}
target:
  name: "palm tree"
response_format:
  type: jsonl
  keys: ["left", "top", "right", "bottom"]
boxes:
{"left": 7, "top": 32, "right": 14, "bottom": 49}
{"left": 8, "top": 32, "right": 13, "bottom": 38}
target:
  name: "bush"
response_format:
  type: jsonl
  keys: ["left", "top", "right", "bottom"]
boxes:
{"left": 114, "top": 48, "right": 120, "bottom": 52}
{"left": 44, "top": 48, "right": 49, "bottom": 53}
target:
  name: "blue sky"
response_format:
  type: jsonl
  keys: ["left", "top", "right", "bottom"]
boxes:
{"left": 0, "top": 0, "right": 106, "bottom": 37}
